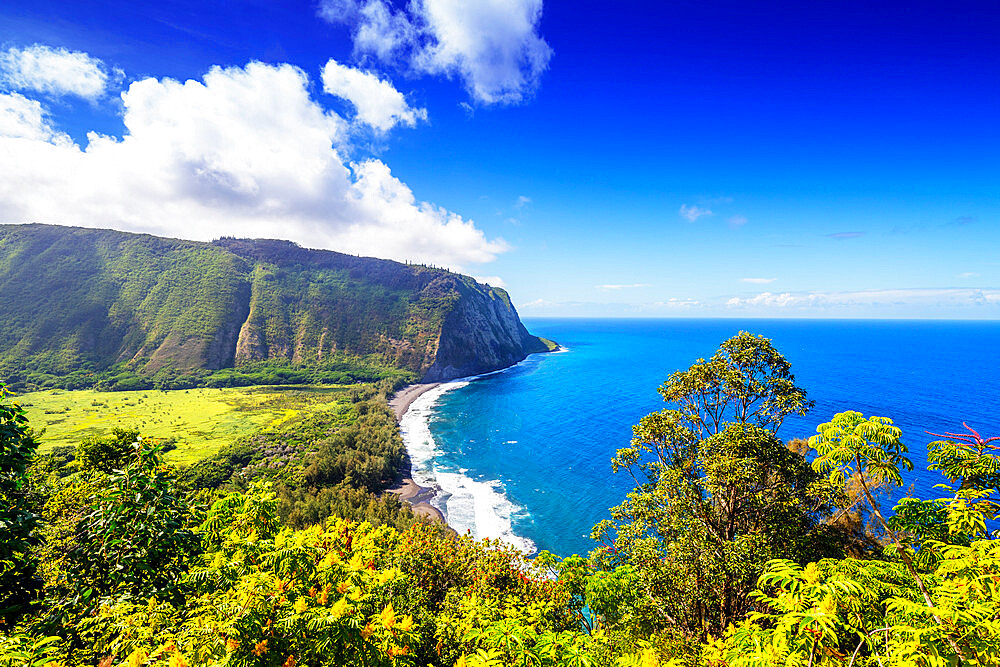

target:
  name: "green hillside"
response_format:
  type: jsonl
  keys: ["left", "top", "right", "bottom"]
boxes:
{"left": 0, "top": 224, "right": 546, "bottom": 391}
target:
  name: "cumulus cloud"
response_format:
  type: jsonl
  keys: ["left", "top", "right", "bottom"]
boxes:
{"left": 321, "top": 58, "right": 426, "bottom": 131}
{"left": 0, "top": 44, "right": 110, "bottom": 99}
{"left": 679, "top": 204, "right": 711, "bottom": 222}
{"left": 0, "top": 61, "right": 506, "bottom": 268}
{"left": 320, "top": 0, "right": 552, "bottom": 105}
{"left": 0, "top": 93, "right": 70, "bottom": 142}
{"left": 740, "top": 277, "right": 775, "bottom": 284}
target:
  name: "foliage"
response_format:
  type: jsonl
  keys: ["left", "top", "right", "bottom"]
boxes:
{"left": 8, "top": 332, "right": 1000, "bottom": 667}
{"left": 0, "top": 223, "right": 538, "bottom": 392}
{"left": 44, "top": 440, "right": 200, "bottom": 631}
{"left": 75, "top": 427, "right": 140, "bottom": 473}
{"left": 0, "top": 382, "right": 41, "bottom": 626}
{"left": 593, "top": 333, "right": 836, "bottom": 647}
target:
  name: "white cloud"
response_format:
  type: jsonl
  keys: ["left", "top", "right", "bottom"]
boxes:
{"left": 726, "top": 288, "right": 1000, "bottom": 311}
{"left": 471, "top": 275, "right": 506, "bottom": 288}
{"left": 520, "top": 298, "right": 555, "bottom": 308}
{"left": 320, "top": 0, "right": 552, "bottom": 105}
{"left": 354, "top": 0, "right": 419, "bottom": 61}
{"left": 596, "top": 283, "right": 651, "bottom": 290}
{"left": 959, "top": 272, "right": 979, "bottom": 278}
{"left": 0, "top": 61, "right": 506, "bottom": 269}
{"left": 649, "top": 298, "right": 699, "bottom": 309}
{"left": 0, "top": 45, "right": 109, "bottom": 99}
{"left": 740, "top": 277, "right": 775, "bottom": 284}
{"left": 321, "top": 58, "right": 426, "bottom": 131}
{"left": 0, "top": 93, "right": 71, "bottom": 143}
{"left": 728, "top": 214, "right": 748, "bottom": 226}
{"left": 726, "top": 292, "right": 801, "bottom": 308}
{"left": 679, "top": 204, "right": 711, "bottom": 222}
{"left": 515, "top": 195, "right": 531, "bottom": 208}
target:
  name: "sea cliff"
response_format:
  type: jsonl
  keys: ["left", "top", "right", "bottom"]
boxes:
{"left": 0, "top": 223, "right": 549, "bottom": 389}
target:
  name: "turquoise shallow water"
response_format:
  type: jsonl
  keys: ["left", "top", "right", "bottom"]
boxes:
{"left": 408, "top": 318, "right": 1000, "bottom": 557}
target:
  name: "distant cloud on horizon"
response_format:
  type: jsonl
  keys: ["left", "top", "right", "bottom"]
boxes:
{"left": 596, "top": 283, "right": 652, "bottom": 290}
{"left": 726, "top": 287, "right": 1000, "bottom": 311}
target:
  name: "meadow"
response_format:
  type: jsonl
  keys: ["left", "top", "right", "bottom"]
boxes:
{"left": 15, "top": 384, "right": 354, "bottom": 464}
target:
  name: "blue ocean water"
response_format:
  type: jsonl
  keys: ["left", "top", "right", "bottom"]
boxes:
{"left": 404, "top": 318, "right": 1000, "bottom": 558}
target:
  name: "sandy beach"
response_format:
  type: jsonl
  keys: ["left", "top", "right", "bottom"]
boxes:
{"left": 385, "top": 383, "right": 447, "bottom": 523}
{"left": 388, "top": 382, "right": 441, "bottom": 420}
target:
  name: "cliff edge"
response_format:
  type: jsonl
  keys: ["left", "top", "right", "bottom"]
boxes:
{"left": 0, "top": 224, "right": 550, "bottom": 389}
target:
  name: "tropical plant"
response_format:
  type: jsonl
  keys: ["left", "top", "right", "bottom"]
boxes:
{"left": 0, "top": 382, "right": 41, "bottom": 625}
{"left": 591, "top": 333, "right": 837, "bottom": 649}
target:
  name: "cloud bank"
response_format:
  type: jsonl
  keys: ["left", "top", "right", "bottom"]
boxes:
{"left": 320, "top": 0, "right": 552, "bottom": 105}
{"left": 0, "top": 58, "right": 507, "bottom": 268}
{"left": 726, "top": 288, "right": 1000, "bottom": 312}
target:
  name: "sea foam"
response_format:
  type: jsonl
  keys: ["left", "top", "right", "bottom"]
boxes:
{"left": 399, "top": 371, "right": 537, "bottom": 554}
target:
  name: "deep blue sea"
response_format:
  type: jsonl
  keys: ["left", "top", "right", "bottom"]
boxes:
{"left": 400, "top": 318, "right": 1000, "bottom": 558}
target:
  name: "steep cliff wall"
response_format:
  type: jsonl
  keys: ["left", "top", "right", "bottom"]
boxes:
{"left": 421, "top": 277, "right": 547, "bottom": 382}
{"left": 0, "top": 224, "right": 549, "bottom": 389}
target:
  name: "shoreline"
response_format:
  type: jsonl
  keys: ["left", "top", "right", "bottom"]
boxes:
{"left": 385, "top": 382, "right": 446, "bottom": 523}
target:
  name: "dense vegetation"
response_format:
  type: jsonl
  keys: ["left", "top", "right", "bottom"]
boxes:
{"left": 2, "top": 332, "right": 999, "bottom": 666}
{"left": 0, "top": 224, "right": 543, "bottom": 392}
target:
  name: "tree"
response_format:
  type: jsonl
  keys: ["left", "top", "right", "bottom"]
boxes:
{"left": 708, "top": 416, "right": 1000, "bottom": 666}
{"left": 75, "top": 427, "right": 140, "bottom": 474}
{"left": 591, "top": 332, "right": 838, "bottom": 649}
{"left": 49, "top": 439, "right": 200, "bottom": 619}
{"left": 0, "top": 382, "right": 41, "bottom": 625}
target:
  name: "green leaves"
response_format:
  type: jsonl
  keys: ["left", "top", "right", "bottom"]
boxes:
{"left": 0, "top": 382, "right": 41, "bottom": 625}
{"left": 810, "top": 411, "right": 912, "bottom": 489}
{"left": 55, "top": 438, "right": 201, "bottom": 613}
{"left": 658, "top": 331, "right": 812, "bottom": 437}
{"left": 595, "top": 335, "right": 837, "bottom": 648}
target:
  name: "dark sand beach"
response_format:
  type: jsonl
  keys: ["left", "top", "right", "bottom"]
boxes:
{"left": 385, "top": 383, "right": 446, "bottom": 523}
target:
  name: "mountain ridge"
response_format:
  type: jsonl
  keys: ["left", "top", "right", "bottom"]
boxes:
{"left": 0, "top": 223, "right": 549, "bottom": 390}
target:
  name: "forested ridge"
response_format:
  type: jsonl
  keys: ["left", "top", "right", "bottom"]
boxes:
{"left": 0, "top": 224, "right": 547, "bottom": 392}
{"left": 2, "top": 332, "right": 999, "bottom": 666}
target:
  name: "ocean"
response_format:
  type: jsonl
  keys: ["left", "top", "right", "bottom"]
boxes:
{"left": 400, "top": 318, "right": 1000, "bottom": 558}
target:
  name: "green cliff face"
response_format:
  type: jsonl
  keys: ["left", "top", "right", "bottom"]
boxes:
{"left": 0, "top": 224, "right": 546, "bottom": 390}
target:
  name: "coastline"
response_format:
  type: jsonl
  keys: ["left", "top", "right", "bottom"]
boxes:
{"left": 385, "top": 382, "right": 446, "bottom": 523}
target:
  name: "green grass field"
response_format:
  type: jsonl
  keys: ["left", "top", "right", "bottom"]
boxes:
{"left": 14, "top": 385, "right": 354, "bottom": 464}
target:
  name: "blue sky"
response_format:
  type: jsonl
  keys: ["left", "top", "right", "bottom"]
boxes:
{"left": 1, "top": 0, "right": 998, "bottom": 317}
